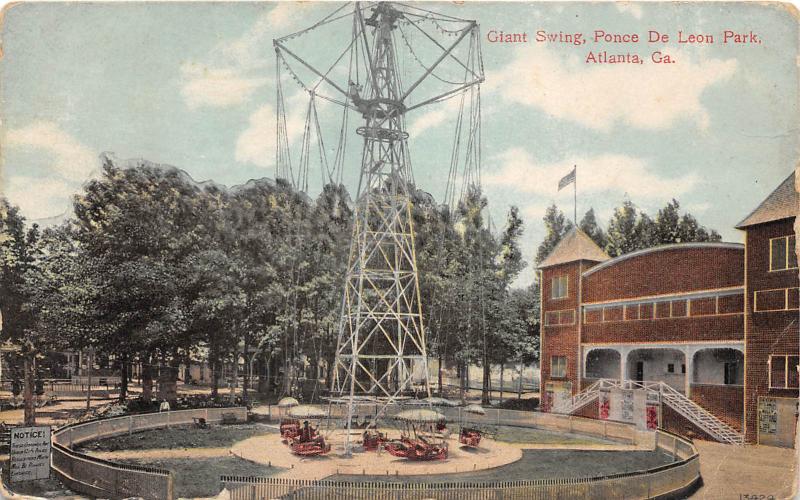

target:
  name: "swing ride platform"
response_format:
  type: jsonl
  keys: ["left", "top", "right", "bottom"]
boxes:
{"left": 230, "top": 426, "right": 523, "bottom": 480}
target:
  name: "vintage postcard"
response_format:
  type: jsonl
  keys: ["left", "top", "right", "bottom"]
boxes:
{"left": 0, "top": 1, "right": 798, "bottom": 499}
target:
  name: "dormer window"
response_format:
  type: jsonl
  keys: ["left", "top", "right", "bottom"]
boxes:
{"left": 770, "top": 235, "right": 797, "bottom": 271}
{"left": 551, "top": 275, "right": 569, "bottom": 299}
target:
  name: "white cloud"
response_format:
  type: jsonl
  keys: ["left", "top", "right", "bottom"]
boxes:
{"left": 616, "top": 3, "right": 643, "bottom": 19}
{"left": 180, "top": 3, "right": 300, "bottom": 109}
{"left": 521, "top": 202, "right": 549, "bottom": 222}
{"left": 485, "top": 45, "right": 737, "bottom": 132}
{"left": 180, "top": 64, "right": 268, "bottom": 110}
{"left": 235, "top": 105, "right": 278, "bottom": 167}
{"left": 2, "top": 121, "right": 98, "bottom": 220}
{"left": 3, "top": 176, "right": 76, "bottom": 220}
{"left": 235, "top": 97, "right": 306, "bottom": 168}
{"left": 483, "top": 148, "right": 699, "bottom": 199}
{"left": 5, "top": 121, "right": 96, "bottom": 179}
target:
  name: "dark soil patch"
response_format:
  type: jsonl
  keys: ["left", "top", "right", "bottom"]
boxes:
{"left": 494, "top": 398, "right": 538, "bottom": 411}
{"left": 328, "top": 449, "right": 676, "bottom": 484}
{"left": 122, "top": 456, "right": 284, "bottom": 498}
{"left": 76, "top": 423, "right": 274, "bottom": 452}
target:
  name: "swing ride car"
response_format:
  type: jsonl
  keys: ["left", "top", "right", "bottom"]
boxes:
{"left": 361, "top": 429, "right": 387, "bottom": 451}
{"left": 458, "top": 405, "right": 486, "bottom": 448}
{"left": 459, "top": 404, "right": 486, "bottom": 448}
{"left": 277, "top": 397, "right": 301, "bottom": 440}
{"left": 286, "top": 405, "right": 331, "bottom": 457}
{"left": 385, "top": 409, "right": 449, "bottom": 461}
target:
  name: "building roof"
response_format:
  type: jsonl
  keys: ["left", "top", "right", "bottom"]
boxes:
{"left": 736, "top": 172, "right": 797, "bottom": 229}
{"left": 538, "top": 227, "right": 610, "bottom": 269}
{"left": 581, "top": 242, "right": 744, "bottom": 277}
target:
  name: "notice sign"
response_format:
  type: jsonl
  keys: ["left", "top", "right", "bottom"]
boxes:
{"left": 10, "top": 426, "right": 51, "bottom": 483}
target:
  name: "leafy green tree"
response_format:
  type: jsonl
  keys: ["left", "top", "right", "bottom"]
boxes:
{"left": 535, "top": 204, "right": 572, "bottom": 264}
{"left": 605, "top": 200, "right": 642, "bottom": 257}
{"left": 579, "top": 208, "right": 607, "bottom": 249}
{"left": 0, "top": 200, "right": 41, "bottom": 423}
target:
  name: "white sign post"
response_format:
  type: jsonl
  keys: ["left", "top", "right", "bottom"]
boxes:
{"left": 10, "top": 426, "right": 51, "bottom": 483}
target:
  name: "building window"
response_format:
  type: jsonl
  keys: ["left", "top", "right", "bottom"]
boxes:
{"left": 670, "top": 300, "right": 687, "bottom": 317}
{"left": 545, "top": 309, "right": 576, "bottom": 326}
{"left": 769, "top": 355, "right": 800, "bottom": 389}
{"left": 770, "top": 235, "right": 798, "bottom": 271}
{"left": 551, "top": 355, "right": 567, "bottom": 378}
{"left": 667, "top": 364, "right": 675, "bottom": 373}
{"left": 551, "top": 276, "right": 569, "bottom": 299}
{"left": 681, "top": 364, "right": 686, "bottom": 374}
{"left": 754, "top": 288, "right": 800, "bottom": 312}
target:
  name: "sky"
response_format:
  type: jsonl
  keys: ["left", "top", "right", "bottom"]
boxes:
{"left": 1, "top": 1, "right": 798, "bottom": 286}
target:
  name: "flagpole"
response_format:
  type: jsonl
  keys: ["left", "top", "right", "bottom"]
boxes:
{"left": 573, "top": 165, "right": 577, "bottom": 226}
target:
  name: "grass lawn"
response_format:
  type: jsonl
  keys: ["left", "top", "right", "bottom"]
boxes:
{"left": 77, "top": 423, "right": 274, "bottom": 452}
{"left": 455, "top": 424, "right": 615, "bottom": 445}
{"left": 121, "top": 456, "right": 284, "bottom": 498}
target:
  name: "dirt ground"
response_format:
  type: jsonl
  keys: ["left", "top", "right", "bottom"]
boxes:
{"left": 692, "top": 439, "right": 797, "bottom": 499}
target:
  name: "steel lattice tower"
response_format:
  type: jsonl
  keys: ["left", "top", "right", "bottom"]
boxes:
{"left": 331, "top": 3, "right": 429, "bottom": 409}
{"left": 274, "top": 0, "right": 483, "bottom": 454}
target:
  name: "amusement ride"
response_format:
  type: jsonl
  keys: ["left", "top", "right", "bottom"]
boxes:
{"left": 272, "top": 1, "right": 486, "bottom": 459}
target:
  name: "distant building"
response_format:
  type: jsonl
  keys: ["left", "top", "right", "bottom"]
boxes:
{"left": 539, "top": 172, "right": 798, "bottom": 447}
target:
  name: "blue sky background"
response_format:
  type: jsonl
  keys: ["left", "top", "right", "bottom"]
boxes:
{"left": 1, "top": 1, "right": 797, "bottom": 285}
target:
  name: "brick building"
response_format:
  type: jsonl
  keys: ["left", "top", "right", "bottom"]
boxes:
{"left": 539, "top": 172, "right": 799, "bottom": 446}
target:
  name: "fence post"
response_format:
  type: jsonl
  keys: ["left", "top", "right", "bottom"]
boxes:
{"left": 672, "top": 436, "right": 678, "bottom": 460}
{"left": 128, "top": 415, "right": 133, "bottom": 435}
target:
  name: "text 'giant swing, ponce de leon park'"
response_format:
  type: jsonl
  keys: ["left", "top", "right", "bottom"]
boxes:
{"left": 272, "top": 1, "right": 486, "bottom": 459}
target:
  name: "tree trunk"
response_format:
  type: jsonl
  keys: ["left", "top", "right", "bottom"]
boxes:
{"left": 499, "top": 363, "right": 505, "bottom": 402}
{"left": 517, "top": 364, "right": 523, "bottom": 400}
{"left": 437, "top": 352, "right": 443, "bottom": 397}
{"left": 458, "top": 362, "right": 465, "bottom": 404}
{"left": 210, "top": 343, "right": 219, "bottom": 398}
{"left": 481, "top": 358, "right": 491, "bottom": 405}
{"left": 119, "top": 353, "right": 128, "bottom": 403}
{"left": 141, "top": 356, "right": 153, "bottom": 403}
{"left": 23, "top": 355, "right": 35, "bottom": 425}
{"left": 243, "top": 335, "right": 250, "bottom": 403}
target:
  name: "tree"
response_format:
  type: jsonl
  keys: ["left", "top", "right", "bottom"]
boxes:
{"left": 0, "top": 199, "right": 42, "bottom": 424}
{"left": 654, "top": 199, "right": 682, "bottom": 244}
{"left": 535, "top": 204, "right": 572, "bottom": 264}
{"left": 72, "top": 156, "right": 212, "bottom": 402}
{"left": 579, "top": 208, "right": 607, "bottom": 249}
{"left": 605, "top": 200, "right": 641, "bottom": 257}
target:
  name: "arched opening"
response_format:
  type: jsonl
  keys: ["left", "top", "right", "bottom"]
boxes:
{"left": 692, "top": 348, "right": 744, "bottom": 386}
{"left": 626, "top": 348, "right": 686, "bottom": 392}
{"left": 585, "top": 349, "right": 621, "bottom": 380}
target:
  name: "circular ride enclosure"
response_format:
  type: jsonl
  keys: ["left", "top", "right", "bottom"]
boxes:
{"left": 49, "top": 406, "right": 702, "bottom": 499}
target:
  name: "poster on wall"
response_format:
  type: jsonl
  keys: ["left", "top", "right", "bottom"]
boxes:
{"left": 598, "top": 388, "right": 610, "bottom": 419}
{"left": 606, "top": 388, "right": 659, "bottom": 429}
{"left": 620, "top": 389, "right": 635, "bottom": 422}
{"left": 544, "top": 381, "right": 573, "bottom": 412}
{"left": 645, "top": 391, "right": 661, "bottom": 430}
{"left": 758, "top": 398, "right": 778, "bottom": 434}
